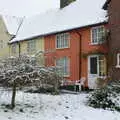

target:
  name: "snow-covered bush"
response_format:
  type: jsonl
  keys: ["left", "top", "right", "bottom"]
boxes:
{"left": 87, "top": 80, "right": 120, "bottom": 112}
{"left": 0, "top": 55, "right": 63, "bottom": 109}
{"left": 0, "top": 56, "right": 62, "bottom": 88}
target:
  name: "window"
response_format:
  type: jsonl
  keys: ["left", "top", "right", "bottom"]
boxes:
{"left": 99, "top": 55, "right": 106, "bottom": 76}
{"left": 91, "top": 26, "right": 106, "bottom": 44}
{"left": 56, "top": 57, "right": 70, "bottom": 76}
{"left": 89, "top": 55, "right": 106, "bottom": 76}
{"left": 56, "top": 33, "right": 70, "bottom": 49}
{"left": 90, "top": 57, "right": 97, "bottom": 74}
{"left": 11, "top": 44, "right": 17, "bottom": 54}
{"left": 116, "top": 53, "right": 120, "bottom": 68}
{"left": 27, "top": 40, "right": 36, "bottom": 53}
{"left": 0, "top": 40, "right": 4, "bottom": 49}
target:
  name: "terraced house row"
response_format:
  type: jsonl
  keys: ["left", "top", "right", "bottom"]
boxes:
{"left": 0, "top": 0, "right": 109, "bottom": 89}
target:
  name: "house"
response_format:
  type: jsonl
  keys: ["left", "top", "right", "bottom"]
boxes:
{"left": 10, "top": 0, "right": 108, "bottom": 89}
{"left": 103, "top": 0, "right": 120, "bottom": 80}
{"left": 44, "top": 23, "right": 108, "bottom": 89}
{"left": 0, "top": 15, "right": 22, "bottom": 58}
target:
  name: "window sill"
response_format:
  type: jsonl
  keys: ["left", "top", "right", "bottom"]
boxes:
{"left": 64, "top": 75, "right": 70, "bottom": 77}
{"left": 98, "top": 76, "right": 107, "bottom": 79}
{"left": 90, "top": 42, "right": 105, "bottom": 46}
{"left": 56, "top": 47, "right": 69, "bottom": 50}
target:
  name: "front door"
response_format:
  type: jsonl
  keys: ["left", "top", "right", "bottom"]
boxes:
{"left": 88, "top": 55, "right": 99, "bottom": 89}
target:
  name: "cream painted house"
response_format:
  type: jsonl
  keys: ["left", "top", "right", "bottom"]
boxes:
{"left": 0, "top": 16, "right": 13, "bottom": 58}
{"left": 0, "top": 15, "right": 22, "bottom": 59}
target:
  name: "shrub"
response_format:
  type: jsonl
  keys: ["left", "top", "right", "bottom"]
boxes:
{"left": 26, "top": 87, "right": 55, "bottom": 94}
{"left": 87, "top": 80, "right": 120, "bottom": 112}
{"left": 0, "top": 56, "right": 63, "bottom": 108}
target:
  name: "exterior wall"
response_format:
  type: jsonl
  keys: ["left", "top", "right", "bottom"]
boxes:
{"left": 20, "top": 37, "right": 44, "bottom": 55}
{"left": 80, "top": 25, "right": 108, "bottom": 87}
{"left": 10, "top": 37, "right": 44, "bottom": 56}
{"left": 9, "top": 37, "right": 45, "bottom": 65}
{"left": 9, "top": 43, "right": 19, "bottom": 57}
{"left": 107, "top": 0, "right": 120, "bottom": 80}
{"left": 0, "top": 16, "right": 13, "bottom": 59}
{"left": 45, "top": 24, "right": 108, "bottom": 87}
{"left": 45, "top": 31, "right": 80, "bottom": 81}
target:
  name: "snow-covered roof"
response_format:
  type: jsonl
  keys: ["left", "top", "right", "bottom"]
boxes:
{"left": 11, "top": 0, "right": 107, "bottom": 43}
{"left": 2, "top": 15, "right": 23, "bottom": 35}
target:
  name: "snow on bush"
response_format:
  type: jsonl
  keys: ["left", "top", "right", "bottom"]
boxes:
{"left": 0, "top": 55, "right": 63, "bottom": 109}
{"left": 87, "top": 80, "right": 120, "bottom": 112}
{"left": 0, "top": 56, "right": 63, "bottom": 89}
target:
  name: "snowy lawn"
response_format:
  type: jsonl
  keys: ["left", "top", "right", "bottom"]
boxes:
{"left": 0, "top": 88, "right": 119, "bottom": 120}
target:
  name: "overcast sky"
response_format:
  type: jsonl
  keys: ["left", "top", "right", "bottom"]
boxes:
{"left": 0, "top": 0, "right": 60, "bottom": 17}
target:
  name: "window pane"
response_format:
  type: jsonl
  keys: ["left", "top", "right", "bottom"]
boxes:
{"left": 90, "top": 57, "right": 97, "bottom": 74}
{"left": 117, "top": 53, "right": 120, "bottom": 67}
{"left": 27, "top": 40, "right": 36, "bottom": 53}
{"left": 56, "top": 33, "right": 69, "bottom": 48}
{"left": 99, "top": 55, "right": 106, "bottom": 76}
{"left": 56, "top": 57, "right": 69, "bottom": 75}
{"left": 92, "top": 26, "right": 105, "bottom": 44}
{"left": 119, "top": 54, "right": 120, "bottom": 66}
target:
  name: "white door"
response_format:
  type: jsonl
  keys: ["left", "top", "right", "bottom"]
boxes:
{"left": 88, "top": 55, "right": 99, "bottom": 89}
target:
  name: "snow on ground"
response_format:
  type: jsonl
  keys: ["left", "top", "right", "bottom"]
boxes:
{"left": 0, "top": 88, "right": 119, "bottom": 120}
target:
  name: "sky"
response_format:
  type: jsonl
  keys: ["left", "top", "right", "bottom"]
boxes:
{"left": 0, "top": 0, "right": 60, "bottom": 17}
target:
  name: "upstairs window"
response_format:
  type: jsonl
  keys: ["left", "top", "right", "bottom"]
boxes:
{"left": 91, "top": 26, "right": 106, "bottom": 44}
{"left": 56, "top": 33, "right": 70, "bottom": 49}
{"left": 56, "top": 57, "right": 70, "bottom": 76}
{"left": 27, "top": 40, "right": 36, "bottom": 53}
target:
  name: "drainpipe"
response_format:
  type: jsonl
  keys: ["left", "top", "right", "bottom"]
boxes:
{"left": 74, "top": 30, "right": 82, "bottom": 81}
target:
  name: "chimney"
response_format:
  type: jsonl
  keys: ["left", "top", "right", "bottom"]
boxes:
{"left": 60, "top": 0, "right": 76, "bottom": 9}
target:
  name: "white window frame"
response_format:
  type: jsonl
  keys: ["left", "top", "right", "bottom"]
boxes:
{"left": 27, "top": 40, "right": 36, "bottom": 53}
{"left": 56, "top": 33, "right": 70, "bottom": 49}
{"left": 116, "top": 53, "right": 120, "bottom": 68}
{"left": 91, "top": 26, "right": 105, "bottom": 45}
{"left": 88, "top": 55, "right": 106, "bottom": 77}
{"left": 98, "top": 55, "right": 106, "bottom": 77}
{"left": 56, "top": 57, "right": 70, "bottom": 76}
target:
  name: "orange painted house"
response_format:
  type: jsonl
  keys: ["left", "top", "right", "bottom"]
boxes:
{"left": 44, "top": 22, "right": 108, "bottom": 89}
